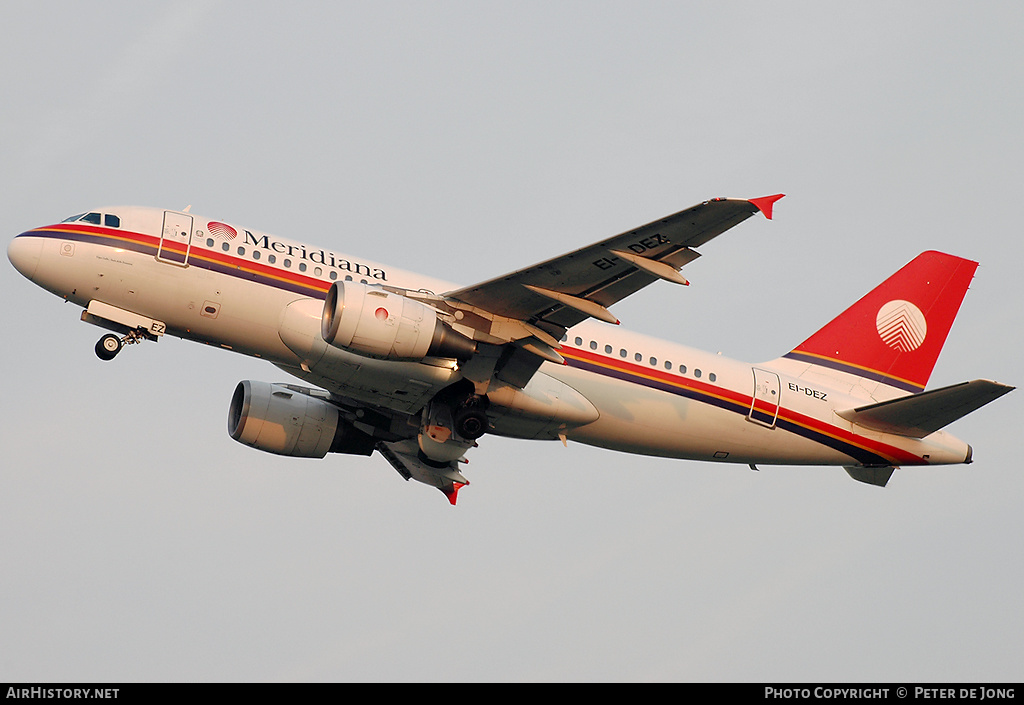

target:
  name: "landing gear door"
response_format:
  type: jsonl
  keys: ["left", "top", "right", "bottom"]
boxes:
{"left": 748, "top": 368, "right": 781, "bottom": 428}
{"left": 157, "top": 211, "right": 194, "bottom": 266}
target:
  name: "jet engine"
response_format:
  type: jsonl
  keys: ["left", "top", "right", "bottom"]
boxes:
{"left": 321, "top": 281, "right": 475, "bottom": 361}
{"left": 228, "top": 380, "right": 375, "bottom": 458}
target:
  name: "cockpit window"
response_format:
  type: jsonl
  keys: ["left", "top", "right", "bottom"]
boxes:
{"left": 60, "top": 212, "right": 119, "bottom": 227}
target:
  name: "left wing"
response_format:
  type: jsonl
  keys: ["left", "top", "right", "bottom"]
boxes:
{"left": 444, "top": 195, "right": 783, "bottom": 332}
{"left": 376, "top": 439, "right": 470, "bottom": 505}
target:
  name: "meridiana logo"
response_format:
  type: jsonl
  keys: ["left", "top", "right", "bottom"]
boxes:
{"left": 876, "top": 300, "right": 927, "bottom": 352}
{"left": 207, "top": 221, "right": 238, "bottom": 240}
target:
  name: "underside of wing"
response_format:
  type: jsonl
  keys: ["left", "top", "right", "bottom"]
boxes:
{"left": 443, "top": 195, "right": 782, "bottom": 332}
{"left": 376, "top": 439, "right": 470, "bottom": 505}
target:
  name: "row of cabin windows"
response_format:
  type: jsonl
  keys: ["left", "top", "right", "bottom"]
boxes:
{"left": 60, "top": 213, "right": 372, "bottom": 286}
{"left": 569, "top": 335, "right": 717, "bottom": 382}
{"left": 204, "top": 238, "right": 370, "bottom": 284}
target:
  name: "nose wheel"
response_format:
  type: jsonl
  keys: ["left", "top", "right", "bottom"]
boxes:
{"left": 94, "top": 330, "right": 147, "bottom": 360}
{"left": 95, "top": 334, "right": 122, "bottom": 360}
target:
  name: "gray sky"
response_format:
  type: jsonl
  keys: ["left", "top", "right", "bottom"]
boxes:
{"left": 3, "top": 0, "right": 1022, "bottom": 682}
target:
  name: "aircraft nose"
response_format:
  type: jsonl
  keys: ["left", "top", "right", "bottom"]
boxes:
{"left": 8, "top": 235, "right": 43, "bottom": 281}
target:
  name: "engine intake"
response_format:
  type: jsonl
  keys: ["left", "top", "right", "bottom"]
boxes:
{"left": 228, "top": 380, "right": 375, "bottom": 458}
{"left": 321, "top": 281, "right": 475, "bottom": 361}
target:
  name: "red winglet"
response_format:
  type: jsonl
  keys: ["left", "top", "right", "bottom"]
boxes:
{"left": 442, "top": 481, "right": 468, "bottom": 505}
{"left": 749, "top": 194, "right": 785, "bottom": 220}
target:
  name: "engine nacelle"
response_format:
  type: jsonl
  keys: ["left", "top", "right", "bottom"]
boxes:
{"left": 321, "top": 281, "right": 475, "bottom": 361}
{"left": 228, "top": 380, "right": 375, "bottom": 458}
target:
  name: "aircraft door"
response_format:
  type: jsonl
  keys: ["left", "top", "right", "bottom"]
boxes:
{"left": 748, "top": 368, "right": 781, "bottom": 428}
{"left": 157, "top": 211, "right": 194, "bottom": 266}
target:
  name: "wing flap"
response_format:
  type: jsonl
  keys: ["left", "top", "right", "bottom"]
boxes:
{"left": 837, "top": 379, "right": 1014, "bottom": 438}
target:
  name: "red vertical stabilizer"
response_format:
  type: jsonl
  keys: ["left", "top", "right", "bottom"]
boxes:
{"left": 783, "top": 251, "right": 978, "bottom": 393}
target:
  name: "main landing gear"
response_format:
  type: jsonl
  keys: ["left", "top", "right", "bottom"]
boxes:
{"left": 94, "top": 330, "right": 147, "bottom": 361}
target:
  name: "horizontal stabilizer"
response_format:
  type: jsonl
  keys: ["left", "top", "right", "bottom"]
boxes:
{"left": 845, "top": 466, "right": 896, "bottom": 487}
{"left": 837, "top": 379, "right": 1014, "bottom": 439}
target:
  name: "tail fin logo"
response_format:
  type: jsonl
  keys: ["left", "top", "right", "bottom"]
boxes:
{"left": 876, "top": 300, "right": 927, "bottom": 353}
{"left": 784, "top": 252, "right": 976, "bottom": 392}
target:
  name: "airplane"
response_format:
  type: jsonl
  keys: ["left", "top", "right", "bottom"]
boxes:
{"left": 7, "top": 195, "right": 1013, "bottom": 504}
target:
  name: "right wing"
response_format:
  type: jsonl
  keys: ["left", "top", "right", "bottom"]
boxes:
{"left": 328, "top": 196, "right": 783, "bottom": 502}
{"left": 444, "top": 195, "right": 783, "bottom": 331}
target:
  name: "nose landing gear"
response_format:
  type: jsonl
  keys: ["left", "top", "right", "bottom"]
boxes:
{"left": 94, "top": 329, "right": 148, "bottom": 360}
{"left": 95, "top": 334, "right": 122, "bottom": 360}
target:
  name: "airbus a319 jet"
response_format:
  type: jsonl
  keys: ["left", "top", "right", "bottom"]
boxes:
{"left": 8, "top": 195, "right": 1013, "bottom": 503}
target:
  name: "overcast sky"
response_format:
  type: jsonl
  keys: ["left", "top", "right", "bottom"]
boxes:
{"left": 3, "top": 0, "right": 1022, "bottom": 682}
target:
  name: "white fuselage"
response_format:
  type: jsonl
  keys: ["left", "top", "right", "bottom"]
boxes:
{"left": 9, "top": 206, "right": 973, "bottom": 470}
